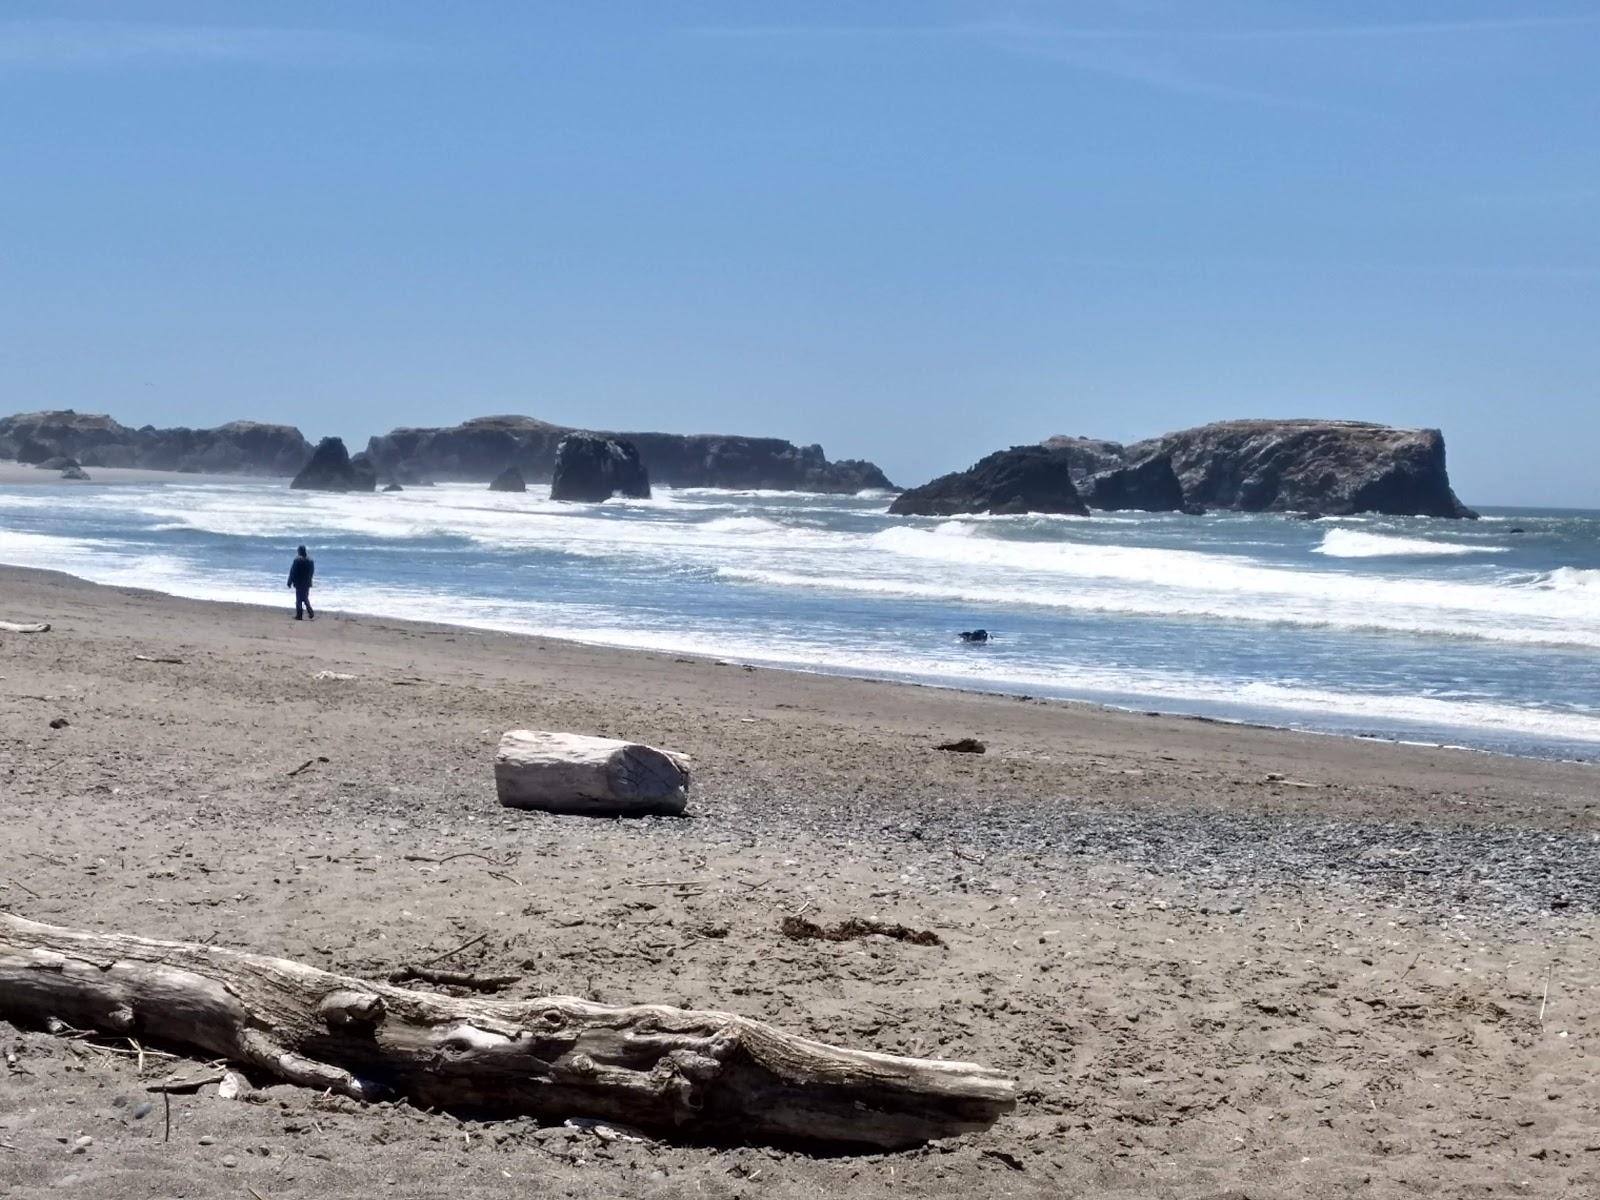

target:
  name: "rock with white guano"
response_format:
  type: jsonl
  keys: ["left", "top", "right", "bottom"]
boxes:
{"left": 494, "top": 730, "right": 689, "bottom": 816}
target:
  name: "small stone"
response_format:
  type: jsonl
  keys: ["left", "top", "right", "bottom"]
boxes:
{"left": 72, "top": 1135, "right": 93, "bottom": 1153}
{"left": 131, "top": 1101, "right": 154, "bottom": 1120}
{"left": 221, "top": 1155, "right": 239, "bottom": 1169}
{"left": 198, "top": 1135, "right": 216, "bottom": 1146}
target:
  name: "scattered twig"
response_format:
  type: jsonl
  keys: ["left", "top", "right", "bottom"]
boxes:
{"left": 3, "top": 878, "right": 39, "bottom": 898}
{"left": 953, "top": 847, "right": 983, "bottom": 864}
{"left": 780, "top": 916, "right": 944, "bottom": 947}
{"left": 387, "top": 965, "right": 520, "bottom": 992}
{"left": 632, "top": 879, "right": 711, "bottom": 889}
{"left": 421, "top": 931, "right": 488, "bottom": 966}
{"left": 163, "top": 1088, "right": 170, "bottom": 1142}
{"left": 402, "top": 851, "right": 516, "bottom": 868}
{"left": 1540, "top": 963, "right": 1553, "bottom": 1024}
{"left": 132, "top": 655, "right": 185, "bottom": 665}
{"left": 146, "top": 1071, "right": 226, "bottom": 1094}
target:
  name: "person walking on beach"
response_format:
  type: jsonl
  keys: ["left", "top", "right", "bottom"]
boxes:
{"left": 287, "top": 545, "right": 316, "bottom": 621}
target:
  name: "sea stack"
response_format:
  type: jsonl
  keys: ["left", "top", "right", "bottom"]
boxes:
{"left": 362, "top": 414, "right": 890, "bottom": 492}
{"left": 894, "top": 420, "right": 1477, "bottom": 519}
{"left": 550, "top": 434, "right": 652, "bottom": 502}
{"left": 290, "top": 437, "right": 378, "bottom": 492}
{"left": 489, "top": 466, "right": 527, "bottom": 493}
{"left": 889, "top": 445, "right": 1091, "bottom": 517}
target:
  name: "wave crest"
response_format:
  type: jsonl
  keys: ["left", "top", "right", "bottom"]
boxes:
{"left": 1315, "top": 529, "right": 1506, "bottom": 558}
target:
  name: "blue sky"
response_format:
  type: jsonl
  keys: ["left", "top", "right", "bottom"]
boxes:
{"left": 1, "top": 2, "right": 1596, "bottom": 505}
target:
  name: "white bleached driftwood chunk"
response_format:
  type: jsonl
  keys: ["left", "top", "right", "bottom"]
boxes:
{"left": 0, "top": 621, "right": 50, "bottom": 633}
{"left": 495, "top": 730, "right": 690, "bottom": 816}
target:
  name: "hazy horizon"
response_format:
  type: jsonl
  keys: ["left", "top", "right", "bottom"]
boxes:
{"left": 3, "top": 2, "right": 1596, "bottom": 507}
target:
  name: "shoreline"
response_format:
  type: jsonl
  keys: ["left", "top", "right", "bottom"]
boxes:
{"left": 2, "top": 562, "right": 1595, "bottom": 825}
{"left": 4, "top": 554, "right": 1595, "bottom": 767}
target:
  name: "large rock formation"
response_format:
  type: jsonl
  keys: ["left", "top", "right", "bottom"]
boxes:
{"left": 888, "top": 446, "right": 1091, "bottom": 517}
{"left": 0, "top": 410, "right": 311, "bottom": 476}
{"left": 1062, "top": 421, "right": 1476, "bottom": 518}
{"left": 290, "top": 437, "right": 377, "bottom": 492}
{"left": 1077, "top": 454, "right": 1190, "bottom": 513}
{"left": 901, "top": 421, "right": 1476, "bottom": 520}
{"left": 364, "top": 415, "right": 891, "bottom": 493}
{"left": 488, "top": 466, "right": 527, "bottom": 493}
{"left": 550, "top": 435, "right": 652, "bottom": 502}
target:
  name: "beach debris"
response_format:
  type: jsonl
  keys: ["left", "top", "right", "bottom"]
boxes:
{"left": 959, "top": 629, "right": 990, "bottom": 643}
{"left": 386, "top": 964, "right": 520, "bottom": 992}
{"left": 132, "top": 654, "right": 185, "bottom": 665}
{"left": 564, "top": 1116, "right": 650, "bottom": 1143}
{"left": 403, "top": 850, "right": 518, "bottom": 868}
{"left": 286, "top": 756, "right": 329, "bottom": 778}
{"left": 0, "top": 621, "right": 51, "bottom": 634}
{"left": 1262, "top": 773, "right": 1320, "bottom": 788}
{"left": 311, "top": 670, "right": 356, "bottom": 681}
{"left": 936, "top": 738, "right": 987, "bottom": 754}
{"left": 145, "top": 1071, "right": 228, "bottom": 1095}
{"left": 495, "top": 730, "right": 690, "bottom": 817}
{"left": 48, "top": 716, "right": 70, "bottom": 729}
{"left": 0, "top": 913, "right": 1013, "bottom": 1150}
{"left": 217, "top": 1069, "right": 251, "bottom": 1101}
{"left": 780, "top": 915, "right": 945, "bottom": 947}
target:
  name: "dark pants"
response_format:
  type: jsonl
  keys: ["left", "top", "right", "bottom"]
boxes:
{"left": 294, "top": 586, "right": 314, "bottom": 620}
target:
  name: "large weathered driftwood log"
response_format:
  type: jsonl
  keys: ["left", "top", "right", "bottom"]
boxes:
{"left": 495, "top": 730, "right": 690, "bottom": 816}
{"left": 0, "top": 915, "right": 1013, "bottom": 1149}
{"left": 0, "top": 621, "right": 50, "bottom": 633}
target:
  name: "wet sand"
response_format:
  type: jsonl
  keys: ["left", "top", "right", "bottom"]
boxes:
{"left": 1, "top": 566, "right": 1596, "bottom": 1198}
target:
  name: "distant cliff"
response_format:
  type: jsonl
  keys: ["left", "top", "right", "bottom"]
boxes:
{"left": 900, "top": 420, "right": 1476, "bottom": 519}
{"left": 364, "top": 416, "right": 892, "bottom": 493}
{"left": 0, "top": 410, "right": 310, "bottom": 476}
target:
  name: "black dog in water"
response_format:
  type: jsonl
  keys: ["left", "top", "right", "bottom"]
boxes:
{"left": 959, "top": 629, "right": 990, "bottom": 644}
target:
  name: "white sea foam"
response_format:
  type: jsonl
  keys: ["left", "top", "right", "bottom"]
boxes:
{"left": 1314, "top": 529, "right": 1506, "bottom": 558}
{"left": 700, "top": 516, "right": 784, "bottom": 534}
{"left": 1542, "top": 566, "right": 1600, "bottom": 592}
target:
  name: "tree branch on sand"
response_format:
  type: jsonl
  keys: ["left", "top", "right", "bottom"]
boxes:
{"left": 0, "top": 914, "right": 1014, "bottom": 1150}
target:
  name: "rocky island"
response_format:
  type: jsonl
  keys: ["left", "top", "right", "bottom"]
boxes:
{"left": 290, "top": 437, "right": 377, "bottom": 492}
{"left": 0, "top": 410, "right": 311, "bottom": 476}
{"left": 363, "top": 415, "right": 892, "bottom": 493}
{"left": 549, "top": 434, "right": 652, "bottom": 502}
{"left": 893, "top": 420, "right": 1476, "bottom": 519}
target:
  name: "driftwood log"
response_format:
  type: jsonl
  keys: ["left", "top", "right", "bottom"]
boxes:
{"left": 495, "top": 731, "right": 690, "bottom": 816}
{"left": 0, "top": 915, "right": 1013, "bottom": 1149}
{"left": 0, "top": 621, "right": 50, "bottom": 633}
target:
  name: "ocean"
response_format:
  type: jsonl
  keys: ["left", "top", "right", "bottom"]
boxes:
{"left": 2, "top": 479, "right": 1597, "bottom": 761}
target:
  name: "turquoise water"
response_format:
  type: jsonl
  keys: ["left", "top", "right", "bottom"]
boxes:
{"left": 2, "top": 480, "right": 1597, "bottom": 760}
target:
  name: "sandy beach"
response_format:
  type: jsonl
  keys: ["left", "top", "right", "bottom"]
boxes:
{"left": 1, "top": 565, "right": 1596, "bottom": 1199}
